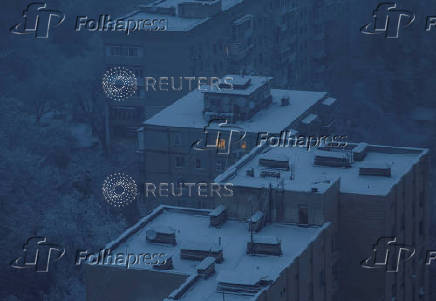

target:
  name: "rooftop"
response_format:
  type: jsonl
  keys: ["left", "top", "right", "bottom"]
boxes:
{"left": 121, "top": 0, "right": 244, "bottom": 31}
{"left": 204, "top": 75, "right": 273, "bottom": 96}
{"left": 143, "top": 84, "right": 327, "bottom": 132}
{"left": 215, "top": 143, "right": 427, "bottom": 196}
{"left": 103, "top": 206, "right": 329, "bottom": 300}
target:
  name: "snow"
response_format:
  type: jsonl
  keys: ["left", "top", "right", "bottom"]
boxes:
{"left": 216, "top": 144, "right": 427, "bottom": 196}
{"left": 205, "top": 75, "right": 273, "bottom": 95}
{"left": 144, "top": 87, "right": 327, "bottom": 132}
{"left": 301, "top": 113, "right": 317, "bottom": 124}
{"left": 121, "top": 0, "right": 244, "bottom": 32}
{"left": 109, "top": 206, "right": 328, "bottom": 300}
{"left": 322, "top": 97, "right": 336, "bottom": 106}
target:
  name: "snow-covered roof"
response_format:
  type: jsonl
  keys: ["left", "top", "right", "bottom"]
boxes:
{"left": 215, "top": 143, "right": 427, "bottom": 196}
{"left": 144, "top": 88, "right": 327, "bottom": 132}
{"left": 120, "top": 0, "right": 244, "bottom": 31}
{"left": 108, "top": 206, "right": 328, "bottom": 300}
{"left": 204, "top": 75, "right": 273, "bottom": 95}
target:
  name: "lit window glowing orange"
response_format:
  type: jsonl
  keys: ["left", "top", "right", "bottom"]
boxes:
{"left": 218, "top": 138, "right": 226, "bottom": 150}
{"left": 241, "top": 141, "right": 247, "bottom": 149}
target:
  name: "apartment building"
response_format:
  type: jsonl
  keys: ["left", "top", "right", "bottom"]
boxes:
{"left": 103, "top": 0, "right": 338, "bottom": 135}
{"left": 214, "top": 142, "right": 430, "bottom": 301}
{"left": 86, "top": 205, "right": 334, "bottom": 301}
{"left": 137, "top": 74, "right": 337, "bottom": 209}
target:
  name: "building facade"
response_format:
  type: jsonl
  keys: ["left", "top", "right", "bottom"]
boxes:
{"left": 86, "top": 205, "right": 334, "bottom": 301}
{"left": 214, "top": 142, "right": 430, "bottom": 301}
{"left": 137, "top": 75, "right": 337, "bottom": 210}
{"left": 102, "top": 0, "right": 340, "bottom": 135}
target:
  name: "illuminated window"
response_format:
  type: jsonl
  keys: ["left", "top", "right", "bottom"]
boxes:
{"left": 241, "top": 141, "right": 247, "bottom": 149}
{"left": 217, "top": 138, "right": 226, "bottom": 150}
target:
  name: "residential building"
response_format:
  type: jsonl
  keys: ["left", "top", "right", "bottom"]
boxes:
{"left": 215, "top": 142, "right": 430, "bottom": 301}
{"left": 137, "top": 74, "right": 337, "bottom": 209}
{"left": 103, "top": 0, "right": 339, "bottom": 135}
{"left": 86, "top": 205, "right": 334, "bottom": 301}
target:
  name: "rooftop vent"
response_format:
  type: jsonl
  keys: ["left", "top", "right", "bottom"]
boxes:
{"left": 146, "top": 226, "right": 177, "bottom": 245}
{"left": 248, "top": 211, "right": 265, "bottom": 233}
{"left": 260, "top": 170, "right": 280, "bottom": 178}
{"left": 209, "top": 205, "right": 227, "bottom": 227}
{"left": 353, "top": 142, "right": 368, "bottom": 161}
{"left": 314, "top": 150, "right": 352, "bottom": 168}
{"left": 281, "top": 96, "right": 290, "bottom": 106}
{"left": 153, "top": 255, "right": 174, "bottom": 270}
{"left": 139, "top": 5, "right": 176, "bottom": 16}
{"left": 217, "top": 271, "right": 271, "bottom": 295}
{"left": 196, "top": 257, "right": 216, "bottom": 279}
{"left": 301, "top": 113, "right": 318, "bottom": 125}
{"left": 246, "top": 168, "right": 254, "bottom": 177}
{"left": 180, "top": 242, "right": 223, "bottom": 262}
{"left": 259, "top": 156, "right": 289, "bottom": 170}
{"left": 178, "top": 0, "right": 222, "bottom": 18}
{"left": 247, "top": 235, "right": 282, "bottom": 256}
{"left": 232, "top": 77, "right": 251, "bottom": 90}
{"left": 359, "top": 162, "right": 391, "bottom": 177}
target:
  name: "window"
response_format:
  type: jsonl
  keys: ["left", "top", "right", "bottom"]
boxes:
{"left": 175, "top": 156, "right": 185, "bottom": 168}
{"left": 419, "top": 191, "right": 424, "bottom": 208}
{"left": 174, "top": 133, "right": 182, "bottom": 146}
{"left": 128, "top": 47, "right": 138, "bottom": 57}
{"left": 217, "top": 138, "right": 226, "bottom": 150}
{"left": 110, "top": 46, "right": 121, "bottom": 56}
{"left": 108, "top": 45, "right": 142, "bottom": 57}
{"left": 195, "top": 158, "right": 202, "bottom": 169}
{"left": 216, "top": 160, "right": 225, "bottom": 172}
{"left": 419, "top": 221, "right": 424, "bottom": 236}
{"left": 298, "top": 205, "right": 308, "bottom": 225}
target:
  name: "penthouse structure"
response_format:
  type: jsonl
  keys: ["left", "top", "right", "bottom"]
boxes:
{"left": 86, "top": 205, "right": 334, "bottom": 301}
{"left": 137, "top": 74, "right": 337, "bottom": 209}
{"left": 214, "top": 142, "right": 430, "bottom": 301}
{"left": 103, "top": 0, "right": 338, "bottom": 135}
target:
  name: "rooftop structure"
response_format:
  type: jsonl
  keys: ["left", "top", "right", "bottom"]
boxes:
{"left": 214, "top": 142, "right": 430, "bottom": 301}
{"left": 121, "top": 0, "right": 242, "bottom": 31}
{"left": 143, "top": 75, "right": 328, "bottom": 131}
{"left": 86, "top": 206, "right": 333, "bottom": 301}
{"left": 216, "top": 143, "right": 428, "bottom": 196}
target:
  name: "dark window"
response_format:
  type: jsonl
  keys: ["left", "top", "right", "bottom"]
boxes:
{"left": 175, "top": 156, "right": 185, "bottom": 168}
{"left": 195, "top": 158, "right": 202, "bottom": 169}
{"left": 298, "top": 205, "right": 308, "bottom": 225}
{"left": 128, "top": 47, "right": 138, "bottom": 57}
